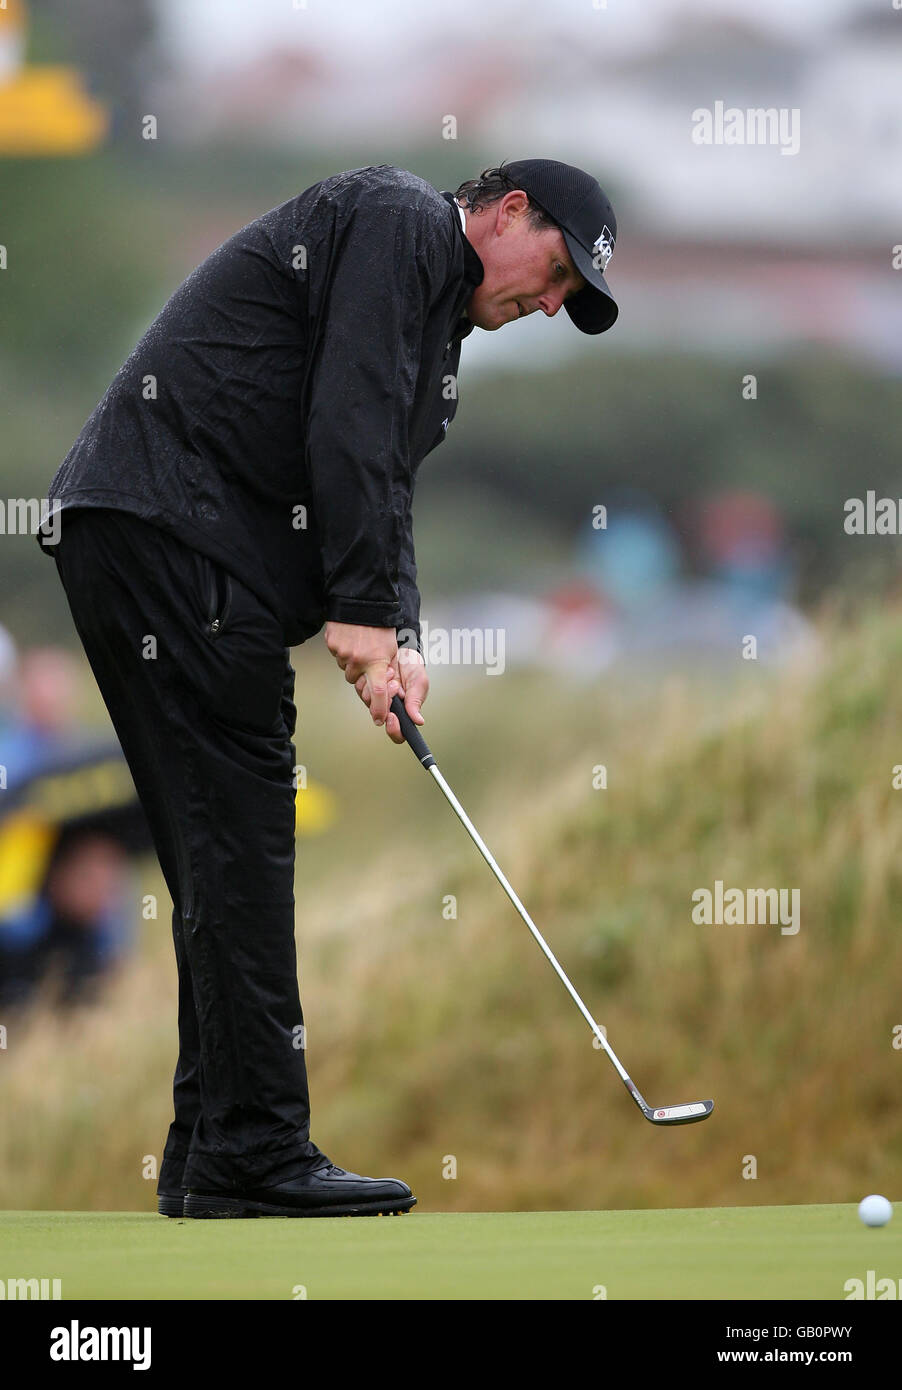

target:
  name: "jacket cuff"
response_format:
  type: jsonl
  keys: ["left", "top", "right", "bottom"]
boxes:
{"left": 324, "top": 595, "right": 403, "bottom": 628}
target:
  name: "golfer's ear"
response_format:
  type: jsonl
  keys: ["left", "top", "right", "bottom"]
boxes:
{"left": 501, "top": 190, "right": 529, "bottom": 228}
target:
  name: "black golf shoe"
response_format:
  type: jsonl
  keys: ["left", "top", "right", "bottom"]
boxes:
{"left": 184, "top": 1159, "right": 415, "bottom": 1218}
{"left": 157, "top": 1189, "right": 185, "bottom": 1217}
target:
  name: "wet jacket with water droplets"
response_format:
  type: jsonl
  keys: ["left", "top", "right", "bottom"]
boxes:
{"left": 37, "top": 165, "right": 485, "bottom": 649}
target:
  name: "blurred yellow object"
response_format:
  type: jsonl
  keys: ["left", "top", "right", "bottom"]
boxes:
{"left": 0, "top": 770, "right": 334, "bottom": 921}
{"left": 294, "top": 778, "right": 338, "bottom": 836}
{"left": 23, "top": 757, "right": 136, "bottom": 823}
{"left": 0, "top": 66, "right": 109, "bottom": 154}
{"left": 0, "top": 812, "right": 58, "bottom": 917}
{"left": 0, "top": 0, "right": 106, "bottom": 155}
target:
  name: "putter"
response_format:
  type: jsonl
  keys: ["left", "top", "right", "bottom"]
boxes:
{"left": 389, "top": 696, "right": 714, "bottom": 1127}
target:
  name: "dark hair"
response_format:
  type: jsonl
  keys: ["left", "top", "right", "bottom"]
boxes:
{"left": 454, "top": 165, "right": 557, "bottom": 232}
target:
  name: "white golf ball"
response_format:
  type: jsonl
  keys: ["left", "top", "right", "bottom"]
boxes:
{"left": 858, "top": 1194, "right": 893, "bottom": 1227}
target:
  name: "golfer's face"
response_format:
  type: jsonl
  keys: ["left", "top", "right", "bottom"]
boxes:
{"left": 466, "top": 218, "right": 586, "bottom": 330}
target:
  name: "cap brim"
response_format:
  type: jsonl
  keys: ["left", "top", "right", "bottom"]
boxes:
{"left": 562, "top": 229, "right": 618, "bottom": 335}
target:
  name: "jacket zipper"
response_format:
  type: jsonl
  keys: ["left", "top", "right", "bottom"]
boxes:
{"left": 205, "top": 559, "right": 232, "bottom": 639}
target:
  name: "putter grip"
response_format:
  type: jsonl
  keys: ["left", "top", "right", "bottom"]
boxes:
{"left": 390, "top": 695, "right": 435, "bottom": 768}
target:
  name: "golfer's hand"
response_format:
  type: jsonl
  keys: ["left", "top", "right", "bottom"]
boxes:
{"left": 324, "top": 622, "right": 398, "bottom": 728}
{"left": 384, "top": 649, "right": 428, "bottom": 745}
{"left": 352, "top": 647, "right": 428, "bottom": 745}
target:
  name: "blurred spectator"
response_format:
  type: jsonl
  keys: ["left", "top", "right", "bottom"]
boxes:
{"left": 0, "top": 624, "right": 17, "bottom": 732}
{"left": 541, "top": 580, "right": 617, "bottom": 677}
{"left": 562, "top": 488, "right": 810, "bottom": 664}
{"left": 0, "top": 643, "right": 139, "bottom": 1010}
{"left": 1, "top": 646, "right": 81, "bottom": 783}
{"left": 578, "top": 500, "right": 683, "bottom": 612}
{"left": 690, "top": 489, "right": 793, "bottom": 606}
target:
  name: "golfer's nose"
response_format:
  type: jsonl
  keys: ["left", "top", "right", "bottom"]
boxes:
{"left": 538, "top": 287, "right": 567, "bottom": 317}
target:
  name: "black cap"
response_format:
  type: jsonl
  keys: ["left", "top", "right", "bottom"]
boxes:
{"left": 500, "top": 158, "right": 618, "bottom": 335}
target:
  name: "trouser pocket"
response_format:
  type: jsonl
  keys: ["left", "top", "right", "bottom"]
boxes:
{"left": 190, "top": 560, "right": 286, "bottom": 733}
{"left": 201, "top": 555, "right": 233, "bottom": 640}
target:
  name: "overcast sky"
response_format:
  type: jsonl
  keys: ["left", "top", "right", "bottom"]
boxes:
{"left": 157, "top": 0, "right": 873, "bottom": 73}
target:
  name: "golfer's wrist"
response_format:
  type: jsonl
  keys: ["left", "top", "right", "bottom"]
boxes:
{"left": 396, "top": 625, "right": 422, "bottom": 658}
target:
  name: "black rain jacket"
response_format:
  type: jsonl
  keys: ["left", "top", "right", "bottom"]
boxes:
{"left": 37, "top": 165, "right": 485, "bottom": 648}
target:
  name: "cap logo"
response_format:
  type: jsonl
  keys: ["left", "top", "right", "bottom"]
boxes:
{"left": 592, "top": 225, "right": 614, "bottom": 272}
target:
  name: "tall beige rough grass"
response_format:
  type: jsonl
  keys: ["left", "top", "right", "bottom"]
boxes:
{"left": 2, "top": 611, "right": 901, "bottom": 1210}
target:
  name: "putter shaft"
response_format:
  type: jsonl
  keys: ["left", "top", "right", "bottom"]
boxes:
{"left": 389, "top": 696, "right": 714, "bottom": 1127}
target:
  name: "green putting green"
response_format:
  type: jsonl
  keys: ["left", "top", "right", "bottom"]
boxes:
{"left": 1, "top": 1203, "right": 898, "bottom": 1300}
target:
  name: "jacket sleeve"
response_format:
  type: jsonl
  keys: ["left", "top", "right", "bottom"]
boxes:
{"left": 304, "top": 199, "right": 439, "bottom": 631}
{"left": 396, "top": 498, "right": 421, "bottom": 653}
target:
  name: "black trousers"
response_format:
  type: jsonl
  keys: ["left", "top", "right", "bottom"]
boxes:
{"left": 52, "top": 507, "right": 319, "bottom": 1190}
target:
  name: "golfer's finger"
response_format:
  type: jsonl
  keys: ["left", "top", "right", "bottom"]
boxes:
{"left": 357, "top": 667, "right": 398, "bottom": 696}
{"left": 403, "top": 696, "right": 426, "bottom": 726}
{"left": 365, "top": 663, "right": 391, "bottom": 725}
{"left": 385, "top": 707, "right": 405, "bottom": 744}
{"left": 357, "top": 678, "right": 400, "bottom": 710}
{"left": 400, "top": 667, "right": 428, "bottom": 725}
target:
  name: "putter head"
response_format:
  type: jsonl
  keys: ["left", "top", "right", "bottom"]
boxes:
{"left": 645, "top": 1099, "right": 714, "bottom": 1125}
{"left": 624, "top": 1079, "right": 714, "bottom": 1125}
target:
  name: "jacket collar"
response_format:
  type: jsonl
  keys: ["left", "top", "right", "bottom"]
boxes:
{"left": 440, "top": 191, "right": 483, "bottom": 341}
{"left": 440, "top": 190, "right": 484, "bottom": 289}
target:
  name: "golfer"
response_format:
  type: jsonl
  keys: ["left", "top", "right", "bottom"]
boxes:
{"left": 37, "top": 159, "right": 618, "bottom": 1218}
